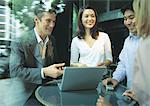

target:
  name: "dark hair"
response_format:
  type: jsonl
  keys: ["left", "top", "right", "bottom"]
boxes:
{"left": 34, "top": 2, "right": 56, "bottom": 20}
{"left": 77, "top": 6, "right": 99, "bottom": 39}
{"left": 121, "top": 1, "right": 134, "bottom": 14}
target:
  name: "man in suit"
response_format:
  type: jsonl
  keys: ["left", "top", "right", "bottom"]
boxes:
{"left": 9, "top": 2, "right": 64, "bottom": 104}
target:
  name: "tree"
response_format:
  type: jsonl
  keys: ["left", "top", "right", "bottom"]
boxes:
{"left": 8, "top": 0, "right": 66, "bottom": 29}
{"left": 9, "top": 0, "right": 34, "bottom": 29}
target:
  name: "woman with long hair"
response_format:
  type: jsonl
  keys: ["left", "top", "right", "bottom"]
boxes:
{"left": 70, "top": 6, "right": 112, "bottom": 67}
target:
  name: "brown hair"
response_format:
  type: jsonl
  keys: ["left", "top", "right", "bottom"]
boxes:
{"left": 77, "top": 6, "right": 99, "bottom": 39}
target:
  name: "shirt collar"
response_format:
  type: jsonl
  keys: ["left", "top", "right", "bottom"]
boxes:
{"left": 129, "top": 33, "right": 140, "bottom": 39}
{"left": 34, "top": 28, "right": 49, "bottom": 44}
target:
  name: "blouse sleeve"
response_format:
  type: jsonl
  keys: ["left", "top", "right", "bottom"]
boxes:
{"left": 70, "top": 37, "right": 80, "bottom": 64}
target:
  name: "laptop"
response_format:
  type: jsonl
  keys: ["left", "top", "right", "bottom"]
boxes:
{"left": 59, "top": 89, "right": 98, "bottom": 106}
{"left": 57, "top": 67, "right": 107, "bottom": 91}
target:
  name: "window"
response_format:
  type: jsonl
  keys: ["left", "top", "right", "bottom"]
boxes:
{"left": 0, "top": 24, "right": 5, "bottom": 30}
{"left": 0, "top": 8, "right": 5, "bottom": 14}
{"left": 0, "top": 16, "right": 5, "bottom": 22}
{"left": 0, "top": 32, "right": 5, "bottom": 37}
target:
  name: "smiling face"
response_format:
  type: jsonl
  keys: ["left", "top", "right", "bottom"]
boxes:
{"left": 81, "top": 9, "right": 96, "bottom": 30}
{"left": 35, "top": 12, "right": 56, "bottom": 39}
{"left": 124, "top": 9, "right": 137, "bottom": 35}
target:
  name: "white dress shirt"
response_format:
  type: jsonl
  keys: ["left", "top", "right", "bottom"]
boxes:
{"left": 34, "top": 28, "right": 49, "bottom": 79}
{"left": 113, "top": 33, "right": 141, "bottom": 89}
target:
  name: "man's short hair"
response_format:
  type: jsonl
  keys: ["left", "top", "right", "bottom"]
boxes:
{"left": 34, "top": 2, "right": 56, "bottom": 19}
{"left": 121, "top": 2, "right": 134, "bottom": 14}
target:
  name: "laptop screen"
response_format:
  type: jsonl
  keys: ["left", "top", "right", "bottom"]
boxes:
{"left": 58, "top": 67, "right": 107, "bottom": 91}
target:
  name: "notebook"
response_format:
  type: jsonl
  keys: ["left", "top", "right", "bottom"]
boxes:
{"left": 57, "top": 67, "right": 107, "bottom": 91}
{"left": 59, "top": 90, "right": 98, "bottom": 106}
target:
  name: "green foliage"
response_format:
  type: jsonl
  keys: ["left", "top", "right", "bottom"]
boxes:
{"left": 9, "top": 0, "right": 65, "bottom": 29}
{"left": 9, "top": 0, "right": 34, "bottom": 29}
{"left": 10, "top": 0, "right": 33, "bottom": 14}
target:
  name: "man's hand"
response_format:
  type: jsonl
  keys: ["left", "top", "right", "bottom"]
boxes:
{"left": 123, "top": 90, "right": 138, "bottom": 101}
{"left": 96, "top": 96, "right": 112, "bottom": 106}
{"left": 102, "top": 77, "right": 119, "bottom": 88}
{"left": 43, "top": 63, "right": 65, "bottom": 78}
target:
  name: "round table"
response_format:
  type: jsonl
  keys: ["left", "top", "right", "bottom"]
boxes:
{"left": 35, "top": 81, "right": 136, "bottom": 106}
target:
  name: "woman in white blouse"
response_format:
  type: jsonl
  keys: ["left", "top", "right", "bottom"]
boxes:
{"left": 70, "top": 6, "right": 113, "bottom": 67}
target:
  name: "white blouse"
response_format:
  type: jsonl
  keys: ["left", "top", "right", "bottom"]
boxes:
{"left": 70, "top": 32, "right": 113, "bottom": 67}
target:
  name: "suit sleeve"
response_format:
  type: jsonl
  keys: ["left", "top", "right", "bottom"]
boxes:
{"left": 9, "top": 40, "right": 42, "bottom": 84}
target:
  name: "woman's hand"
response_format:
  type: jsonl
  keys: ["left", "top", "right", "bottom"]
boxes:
{"left": 97, "top": 60, "right": 112, "bottom": 67}
{"left": 70, "top": 63, "right": 87, "bottom": 67}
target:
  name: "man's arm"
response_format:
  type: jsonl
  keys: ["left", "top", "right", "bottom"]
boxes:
{"left": 102, "top": 39, "right": 128, "bottom": 88}
{"left": 112, "top": 39, "right": 128, "bottom": 82}
{"left": 9, "top": 40, "right": 42, "bottom": 84}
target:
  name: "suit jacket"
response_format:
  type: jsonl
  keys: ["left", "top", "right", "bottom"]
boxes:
{"left": 9, "top": 30, "right": 58, "bottom": 84}
{"left": 132, "top": 37, "right": 150, "bottom": 105}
